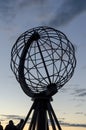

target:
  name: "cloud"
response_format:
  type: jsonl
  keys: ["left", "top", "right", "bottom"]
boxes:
{"left": 49, "top": 0, "right": 86, "bottom": 27}
{"left": 61, "top": 122, "right": 86, "bottom": 128}
{"left": 75, "top": 112, "right": 83, "bottom": 115}
{"left": 1, "top": 114, "right": 24, "bottom": 121}
{"left": 0, "top": 114, "right": 32, "bottom": 124}
{"left": 0, "top": 1, "right": 16, "bottom": 21}
{"left": 75, "top": 88, "right": 86, "bottom": 93}
{"left": 78, "top": 92, "right": 86, "bottom": 97}
{"left": 72, "top": 88, "right": 86, "bottom": 97}
{"left": 58, "top": 119, "right": 86, "bottom": 128}
{"left": 1, "top": 0, "right": 85, "bottom": 27}
{"left": 76, "top": 89, "right": 86, "bottom": 97}
{"left": 75, "top": 112, "right": 86, "bottom": 117}
{"left": 1, "top": 114, "right": 86, "bottom": 128}
{"left": 0, "top": 0, "right": 46, "bottom": 22}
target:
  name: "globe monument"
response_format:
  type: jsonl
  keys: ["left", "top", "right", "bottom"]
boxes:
{"left": 11, "top": 26, "right": 76, "bottom": 130}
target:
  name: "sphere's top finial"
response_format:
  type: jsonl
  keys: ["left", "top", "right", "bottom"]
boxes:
{"left": 11, "top": 26, "right": 76, "bottom": 98}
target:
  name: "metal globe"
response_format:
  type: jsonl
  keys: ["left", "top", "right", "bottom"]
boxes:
{"left": 11, "top": 26, "right": 76, "bottom": 97}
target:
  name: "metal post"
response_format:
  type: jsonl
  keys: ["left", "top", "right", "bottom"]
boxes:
{"left": 48, "top": 102, "right": 62, "bottom": 130}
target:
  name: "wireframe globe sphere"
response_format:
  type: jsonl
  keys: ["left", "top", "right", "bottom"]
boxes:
{"left": 11, "top": 26, "right": 76, "bottom": 97}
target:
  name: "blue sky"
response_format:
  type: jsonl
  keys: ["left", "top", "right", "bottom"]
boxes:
{"left": 0, "top": 0, "right": 86, "bottom": 129}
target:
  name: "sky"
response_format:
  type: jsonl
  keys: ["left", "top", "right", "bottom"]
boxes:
{"left": 0, "top": 0, "right": 86, "bottom": 129}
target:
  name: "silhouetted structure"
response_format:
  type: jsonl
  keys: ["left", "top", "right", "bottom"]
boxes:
{"left": 11, "top": 26, "right": 76, "bottom": 130}
{"left": 0, "top": 122, "right": 3, "bottom": 130}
